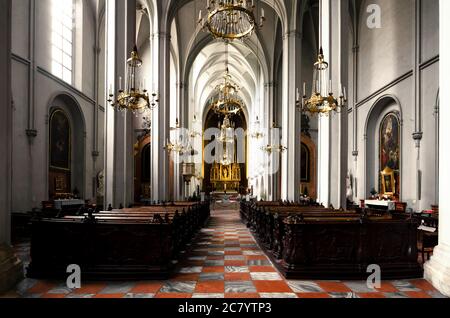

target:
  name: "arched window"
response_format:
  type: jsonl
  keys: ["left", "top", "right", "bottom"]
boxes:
{"left": 49, "top": 109, "right": 72, "bottom": 197}
{"left": 379, "top": 113, "right": 400, "bottom": 196}
{"left": 141, "top": 143, "right": 151, "bottom": 182}
{"left": 51, "top": 0, "right": 74, "bottom": 84}
{"left": 301, "top": 143, "right": 310, "bottom": 183}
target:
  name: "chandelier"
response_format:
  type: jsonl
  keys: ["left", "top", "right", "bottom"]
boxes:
{"left": 108, "top": 46, "right": 158, "bottom": 114}
{"left": 250, "top": 116, "right": 264, "bottom": 139}
{"left": 297, "top": 48, "right": 346, "bottom": 116}
{"left": 198, "top": 0, "right": 265, "bottom": 41}
{"left": 217, "top": 115, "right": 236, "bottom": 166}
{"left": 209, "top": 69, "right": 244, "bottom": 116}
{"left": 165, "top": 119, "right": 186, "bottom": 154}
{"left": 262, "top": 122, "right": 287, "bottom": 154}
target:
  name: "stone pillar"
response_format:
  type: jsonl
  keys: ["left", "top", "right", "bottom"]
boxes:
{"left": 114, "top": 0, "right": 135, "bottom": 208}
{"left": 104, "top": 0, "right": 136, "bottom": 208}
{"left": 329, "top": 0, "right": 349, "bottom": 209}
{"left": 151, "top": 31, "right": 171, "bottom": 201}
{"left": 281, "top": 30, "right": 302, "bottom": 201}
{"left": 264, "top": 82, "right": 275, "bottom": 201}
{"left": 0, "top": 0, "right": 23, "bottom": 293}
{"left": 317, "top": 0, "right": 331, "bottom": 207}
{"left": 424, "top": 0, "right": 450, "bottom": 297}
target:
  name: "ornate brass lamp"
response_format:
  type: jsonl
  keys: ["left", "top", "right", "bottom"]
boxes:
{"left": 108, "top": 46, "right": 158, "bottom": 114}
{"left": 297, "top": 48, "right": 347, "bottom": 116}
{"left": 250, "top": 116, "right": 264, "bottom": 140}
{"left": 209, "top": 69, "right": 244, "bottom": 116}
{"left": 262, "top": 122, "right": 287, "bottom": 154}
{"left": 198, "top": 0, "right": 265, "bottom": 41}
{"left": 164, "top": 119, "right": 186, "bottom": 154}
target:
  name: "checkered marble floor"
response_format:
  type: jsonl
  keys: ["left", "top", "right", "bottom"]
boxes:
{"left": 4, "top": 209, "right": 448, "bottom": 299}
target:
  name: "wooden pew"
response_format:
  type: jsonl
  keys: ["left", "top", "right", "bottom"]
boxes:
{"left": 240, "top": 201, "right": 422, "bottom": 279}
{"left": 28, "top": 202, "right": 210, "bottom": 280}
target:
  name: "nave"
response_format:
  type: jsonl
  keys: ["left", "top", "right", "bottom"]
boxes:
{"left": 5, "top": 208, "right": 446, "bottom": 299}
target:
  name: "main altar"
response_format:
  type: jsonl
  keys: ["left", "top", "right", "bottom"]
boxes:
{"left": 210, "top": 162, "right": 241, "bottom": 192}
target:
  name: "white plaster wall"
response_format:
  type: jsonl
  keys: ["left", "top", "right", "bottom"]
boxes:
{"left": 358, "top": 0, "right": 414, "bottom": 101}
{"left": 10, "top": 0, "right": 103, "bottom": 212}
{"left": 349, "top": 0, "right": 439, "bottom": 211}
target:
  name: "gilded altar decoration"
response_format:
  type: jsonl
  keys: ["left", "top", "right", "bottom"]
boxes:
{"left": 210, "top": 162, "right": 241, "bottom": 192}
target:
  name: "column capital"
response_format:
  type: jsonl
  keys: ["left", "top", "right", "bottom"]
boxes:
{"left": 151, "top": 32, "right": 171, "bottom": 40}
{"left": 352, "top": 45, "right": 360, "bottom": 53}
{"left": 264, "top": 82, "right": 276, "bottom": 88}
{"left": 283, "top": 30, "right": 302, "bottom": 40}
{"left": 176, "top": 82, "right": 186, "bottom": 89}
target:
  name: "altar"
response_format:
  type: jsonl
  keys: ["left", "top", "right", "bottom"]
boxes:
{"left": 364, "top": 199, "right": 396, "bottom": 211}
{"left": 210, "top": 162, "right": 241, "bottom": 192}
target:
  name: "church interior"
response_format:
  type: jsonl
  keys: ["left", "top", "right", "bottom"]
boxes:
{"left": 1, "top": 0, "right": 449, "bottom": 300}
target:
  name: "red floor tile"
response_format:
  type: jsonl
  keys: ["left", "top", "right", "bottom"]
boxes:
{"left": 357, "top": 293, "right": 386, "bottom": 298}
{"left": 203, "top": 266, "right": 225, "bottom": 273}
{"left": 72, "top": 283, "right": 107, "bottom": 294}
{"left": 195, "top": 281, "right": 225, "bottom": 293}
{"left": 374, "top": 282, "right": 398, "bottom": 293}
{"left": 297, "top": 293, "right": 331, "bottom": 298}
{"left": 404, "top": 291, "right": 432, "bottom": 298}
{"left": 410, "top": 279, "right": 436, "bottom": 291}
{"left": 225, "top": 261, "right": 247, "bottom": 266}
{"left": 41, "top": 294, "right": 66, "bottom": 298}
{"left": 130, "top": 282, "right": 163, "bottom": 293}
{"left": 94, "top": 294, "right": 125, "bottom": 298}
{"left": 245, "top": 255, "right": 268, "bottom": 261}
{"left": 317, "top": 282, "right": 352, "bottom": 293}
{"left": 155, "top": 293, "right": 192, "bottom": 298}
{"left": 27, "top": 281, "right": 56, "bottom": 294}
{"left": 225, "top": 251, "right": 243, "bottom": 255}
{"left": 207, "top": 256, "right": 225, "bottom": 260}
{"left": 253, "top": 281, "right": 292, "bottom": 293}
{"left": 225, "top": 293, "right": 260, "bottom": 299}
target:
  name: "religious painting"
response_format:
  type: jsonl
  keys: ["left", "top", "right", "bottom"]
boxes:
{"left": 379, "top": 113, "right": 400, "bottom": 196}
{"left": 381, "top": 167, "right": 396, "bottom": 196}
{"left": 50, "top": 109, "right": 71, "bottom": 170}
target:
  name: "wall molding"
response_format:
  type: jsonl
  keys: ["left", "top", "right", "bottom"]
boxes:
{"left": 420, "top": 55, "right": 439, "bottom": 71}
{"left": 355, "top": 55, "right": 439, "bottom": 109}
{"left": 11, "top": 54, "right": 30, "bottom": 66}
{"left": 36, "top": 67, "right": 96, "bottom": 105}
{"left": 12, "top": 53, "right": 97, "bottom": 106}
{"left": 356, "top": 70, "right": 414, "bottom": 108}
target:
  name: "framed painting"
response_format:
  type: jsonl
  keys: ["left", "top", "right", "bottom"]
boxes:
{"left": 381, "top": 167, "right": 396, "bottom": 197}
{"left": 49, "top": 109, "right": 71, "bottom": 170}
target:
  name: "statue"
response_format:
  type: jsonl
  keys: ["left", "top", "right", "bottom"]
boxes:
{"left": 346, "top": 172, "right": 353, "bottom": 202}
{"left": 96, "top": 170, "right": 105, "bottom": 198}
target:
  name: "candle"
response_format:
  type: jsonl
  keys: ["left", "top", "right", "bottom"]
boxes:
{"left": 119, "top": 76, "right": 122, "bottom": 91}
{"left": 198, "top": 10, "right": 202, "bottom": 21}
{"left": 343, "top": 86, "right": 347, "bottom": 100}
{"left": 329, "top": 80, "right": 332, "bottom": 93}
{"left": 261, "top": 8, "right": 265, "bottom": 18}
{"left": 303, "top": 82, "right": 306, "bottom": 96}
